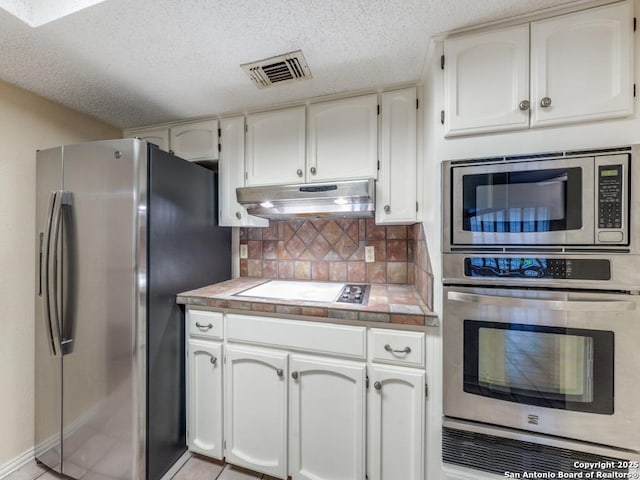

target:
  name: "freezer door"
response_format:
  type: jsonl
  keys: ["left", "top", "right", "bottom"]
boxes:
{"left": 35, "top": 147, "right": 64, "bottom": 472}
{"left": 59, "top": 139, "right": 146, "bottom": 480}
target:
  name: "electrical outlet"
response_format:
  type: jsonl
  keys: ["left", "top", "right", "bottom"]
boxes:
{"left": 240, "top": 244, "right": 248, "bottom": 259}
{"left": 365, "top": 246, "right": 375, "bottom": 263}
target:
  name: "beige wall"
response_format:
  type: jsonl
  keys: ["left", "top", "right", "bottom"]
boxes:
{"left": 0, "top": 79, "right": 120, "bottom": 468}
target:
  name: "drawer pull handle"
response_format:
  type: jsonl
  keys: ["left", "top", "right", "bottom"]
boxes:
{"left": 374, "top": 381, "right": 382, "bottom": 391}
{"left": 276, "top": 368, "right": 284, "bottom": 377}
{"left": 196, "top": 322, "right": 213, "bottom": 330}
{"left": 291, "top": 371, "right": 299, "bottom": 380}
{"left": 209, "top": 354, "right": 217, "bottom": 367}
{"left": 384, "top": 344, "right": 411, "bottom": 354}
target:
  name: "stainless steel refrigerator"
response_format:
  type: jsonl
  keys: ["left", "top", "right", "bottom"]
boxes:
{"left": 35, "top": 139, "right": 231, "bottom": 480}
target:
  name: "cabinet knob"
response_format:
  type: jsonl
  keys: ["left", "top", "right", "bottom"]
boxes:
{"left": 518, "top": 100, "right": 530, "bottom": 111}
{"left": 195, "top": 322, "right": 213, "bottom": 330}
{"left": 384, "top": 205, "right": 391, "bottom": 213}
{"left": 235, "top": 211, "right": 242, "bottom": 220}
{"left": 310, "top": 167, "right": 317, "bottom": 175}
{"left": 276, "top": 368, "right": 284, "bottom": 377}
{"left": 291, "top": 371, "right": 299, "bottom": 380}
{"left": 540, "top": 97, "right": 552, "bottom": 108}
{"left": 374, "top": 381, "right": 382, "bottom": 391}
{"left": 296, "top": 169, "right": 303, "bottom": 177}
{"left": 209, "top": 355, "right": 217, "bottom": 367}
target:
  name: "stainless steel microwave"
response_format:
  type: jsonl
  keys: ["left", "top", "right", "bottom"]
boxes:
{"left": 442, "top": 146, "right": 640, "bottom": 251}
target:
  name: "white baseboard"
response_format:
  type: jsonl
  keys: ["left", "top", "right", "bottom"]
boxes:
{"left": 0, "top": 448, "right": 35, "bottom": 479}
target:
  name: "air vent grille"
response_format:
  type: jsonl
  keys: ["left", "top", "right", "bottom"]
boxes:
{"left": 442, "top": 427, "right": 630, "bottom": 477}
{"left": 242, "top": 50, "right": 312, "bottom": 89}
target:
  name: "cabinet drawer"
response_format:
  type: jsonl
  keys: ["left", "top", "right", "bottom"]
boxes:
{"left": 187, "top": 309, "right": 223, "bottom": 339}
{"left": 226, "top": 314, "right": 366, "bottom": 359}
{"left": 369, "top": 329, "right": 424, "bottom": 367}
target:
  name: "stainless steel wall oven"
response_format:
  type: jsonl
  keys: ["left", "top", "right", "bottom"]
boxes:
{"left": 442, "top": 146, "right": 640, "bottom": 478}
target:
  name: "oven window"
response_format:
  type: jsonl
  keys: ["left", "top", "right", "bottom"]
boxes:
{"left": 462, "top": 167, "right": 582, "bottom": 233}
{"left": 463, "top": 321, "right": 614, "bottom": 414}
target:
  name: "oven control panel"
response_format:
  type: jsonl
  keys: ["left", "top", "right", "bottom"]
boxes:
{"left": 598, "top": 164, "right": 623, "bottom": 229}
{"left": 464, "top": 257, "right": 611, "bottom": 280}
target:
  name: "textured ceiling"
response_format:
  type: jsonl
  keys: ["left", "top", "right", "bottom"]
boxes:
{"left": 0, "top": 0, "right": 575, "bottom": 128}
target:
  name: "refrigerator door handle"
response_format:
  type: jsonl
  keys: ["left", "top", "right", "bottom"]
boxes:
{"left": 42, "top": 191, "right": 59, "bottom": 357}
{"left": 47, "top": 190, "right": 72, "bottom": 357}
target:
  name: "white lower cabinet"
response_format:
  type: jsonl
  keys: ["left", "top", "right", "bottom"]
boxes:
{"left": 185, "top": 309, "right": 427, "bottom": 480}
{"left": 224, "top": 345, "right": 288, "bottom": 479}
{"left": 186, "top": 339, "right": 223, "bottom": 459}
{"left": 289, "top": 354, "right": 366, "bottom": 480}
{"left": 367, "top": 364, "right": 425, "bottom": 480}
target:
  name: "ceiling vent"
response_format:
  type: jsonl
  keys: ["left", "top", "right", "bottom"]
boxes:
{"left": 242, "top": 50, "right": 312, "bottom": 89}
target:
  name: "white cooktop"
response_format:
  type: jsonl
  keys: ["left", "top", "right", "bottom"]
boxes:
{"left": 235, "top": 280, "right": 344, "bottom": 303}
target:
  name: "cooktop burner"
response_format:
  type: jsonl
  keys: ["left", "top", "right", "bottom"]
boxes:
{"left": 337, "top": 284, "right": 370, "bottom": 305}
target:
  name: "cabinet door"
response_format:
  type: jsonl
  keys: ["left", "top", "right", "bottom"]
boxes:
{"left": 170, "top": 119, "right": 219, "bottom": 161}
{"left": 224, "top": 345, "right": 288, "bottom": 479}
{"left": 187, "top": 339, "right": 223, "bottom": 459}
{"left": 376, "top": 88, "right": 417, "bottom": 225}
{"left": 530, "top": 0, "right": 633, "bottom": 127}
{"left": 246, "top": 107, "right": 306, "bottom": 186}
{"left": 444, "top": 24, "right": 530, "bottom": 136}
{"left": 307, "top": 94, "right": 378, "bottom": 182}
{"left": 218, "top": 117, "right": 268, "bottom": 227}
{"left": 125, "top": 127, "right": 170, "bottom": 151}
{"left": 368, "top": 365, "right": 425, "bottom": 480}
{"left": 289, "top": 355, "right": 366, "bottom": 480}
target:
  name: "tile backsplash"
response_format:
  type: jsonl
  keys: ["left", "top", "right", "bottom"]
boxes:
{"left": 239, "top": 219, "right": 433, "bottom": 309}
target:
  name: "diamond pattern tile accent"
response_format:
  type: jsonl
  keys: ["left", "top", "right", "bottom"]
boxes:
{"left": 334, "top": 234, "right": 358, "bottom": 260}
{"left": 320, "top": 220, "right": 343, "bottom": 245}
{"left": 285, "top": 234, "right": 306, "bottom": 259}
{"left": 308, "top": 234, "right": 331, "bottom": 260}
{"left": 296, "top": 222, "right": 318, "bottom": 245}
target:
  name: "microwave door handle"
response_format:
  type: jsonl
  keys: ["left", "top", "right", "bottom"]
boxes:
{"left": 447, "top": 291, "right": 636, "bottom": 312}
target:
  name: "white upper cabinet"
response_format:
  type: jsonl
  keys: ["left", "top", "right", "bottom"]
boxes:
{"left": 444, "top": 24, "right": 530, "bottom": 136}
{"left": 444, "top": 0, "right": 634, "bottom": 136}
{"left": 530, "top": 0, "right": 634, "bottom": 127}
{"left": 218, "top": 116, "right": 268, "bottom": 227}
{"left": 125, "top": 127, "right": 170, "bottom": 151}
{"left": 170, "top": 119, "right": 219, "bottom": 161}
{"left": 245, "top": 106, "right": 306, "bottom": 187}
{"left": 376, "top": 87, "right": 417, "bottom": 224}
{"left": 307, "top": 94, "right": 378, "bottom": 182}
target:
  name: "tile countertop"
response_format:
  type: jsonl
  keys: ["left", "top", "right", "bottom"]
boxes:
{"left": 177, "top": 277, "right": 437, "bottom": 328}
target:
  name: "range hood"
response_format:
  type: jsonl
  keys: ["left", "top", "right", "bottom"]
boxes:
{"left": 236, "top": 179, "right": 375, "bottom": 219}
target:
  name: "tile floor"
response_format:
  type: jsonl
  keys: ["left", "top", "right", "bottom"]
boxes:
{"left": 4, "top": 455, "right": 278, "bottom": 480}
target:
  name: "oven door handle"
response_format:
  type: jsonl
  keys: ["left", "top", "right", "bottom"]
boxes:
{"left": 447, "top": 291, "right": 636, "bottom": 311}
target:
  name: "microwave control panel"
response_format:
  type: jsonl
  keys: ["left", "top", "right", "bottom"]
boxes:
{"left": 598, "top": 164, "right": 623, "bottom": 229}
